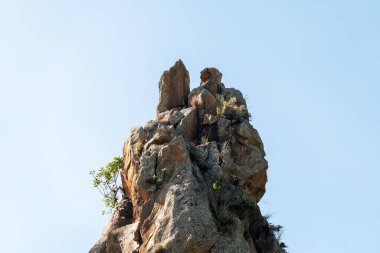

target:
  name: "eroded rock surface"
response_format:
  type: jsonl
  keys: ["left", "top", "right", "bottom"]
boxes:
{"left": 157, "top": 60, "right": 190, "bottom": 113}
{"left": 91, "top": 61, "right": 283, "bottom": 253}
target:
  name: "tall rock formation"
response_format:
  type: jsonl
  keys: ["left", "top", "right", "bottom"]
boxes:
{"left": 90, "top": 61, "right": 284, "bottom": 253}
{"left": 157, "top": 60, "right": 190, "bottom": 113}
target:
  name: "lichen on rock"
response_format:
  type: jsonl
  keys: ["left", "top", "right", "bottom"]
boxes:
{"left": 90, "top": 60, "right": 283, "bottom": 253}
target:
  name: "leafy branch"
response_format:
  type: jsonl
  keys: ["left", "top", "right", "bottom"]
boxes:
{"left": 89, "top": 156, "right": 124, "bottom": 215}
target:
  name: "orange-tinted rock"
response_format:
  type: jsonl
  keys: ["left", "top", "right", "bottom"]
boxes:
{"left": 158, "top": 136, "right": 188, "bottom": 168}
{"left": 121, "top": 127, "right": 146, "bottom": 216}
{"left": 244, "top": 167, "right": 268, "bottom": 202}
{"left": 157, "top": 60, "right": 190, "bottom": 113}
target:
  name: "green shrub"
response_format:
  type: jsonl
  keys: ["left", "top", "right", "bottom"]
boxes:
{"left": 146, "top": 168, "right": 167, "bottom": 189}
{"left": 217, "top": 97, "right": 251, "bottom": 121}
{"left": 89, "top": 156, "right": 124, "bottom": 214}
{"left": 211, "top": 180, "right": 221, "bottom": 191}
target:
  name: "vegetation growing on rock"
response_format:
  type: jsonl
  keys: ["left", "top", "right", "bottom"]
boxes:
{"left": 133, "top": 141, "right": 144, "bottom": 157}
{"left": 217, "top": 96, "right": 251, "bottom": 121}
{"left": 89, "top": 156, "right": 124, "bottom": 215}
{"left": 146, "top": 168, "right": 167, "bottom": 188}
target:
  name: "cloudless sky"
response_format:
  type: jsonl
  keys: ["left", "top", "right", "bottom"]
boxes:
{"left": 0, "top": 1, "right": 379, "bottom": 252}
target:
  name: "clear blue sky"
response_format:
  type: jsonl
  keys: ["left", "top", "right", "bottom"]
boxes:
{"left": 0, "top": 1, "right": 379, "bottom": 252}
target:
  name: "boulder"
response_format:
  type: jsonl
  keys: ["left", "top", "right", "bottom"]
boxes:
{"left": 168, "top": 110, "right": 185, "bottom": 125}
{"left": 189, "top": 87, "right": 218, "bottom": 120}
{"left": 157, "top": 108, "right": 180, "bottom": 122}
{"left": 145, "top": 132, "right": 173, "bottom": 149}
{"left": 157, "top": 60, "right": 190, "bottom": 113}
{"left": 89, "top": 199, "right": 134, "bottom": 253}
{"left": 176, "top": 107, "right": 198, "bottom": 141}
{"left": 200, "top": 67, "right": 223, "bottom": 96}
{"left": 236, "top": 121, "right": 264, "bottom": 151}
{"left": 199, "top": 89, "right": 218, "bottom": 115}
{"left": 106, "top": 222, "right": 140, "bottom": 253}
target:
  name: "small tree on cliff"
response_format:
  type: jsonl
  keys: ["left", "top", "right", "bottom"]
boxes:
{"left": 89, "top": 156, "right": 124, "bottom": 215}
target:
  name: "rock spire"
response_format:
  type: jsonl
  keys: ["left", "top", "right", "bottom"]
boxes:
{"left": 157, "top": 60, "right": 190, "bottom": 113}
{"left": 90, "top": 61, "right": 284, "bottom": 253}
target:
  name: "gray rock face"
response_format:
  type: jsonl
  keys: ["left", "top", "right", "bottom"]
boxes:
{"left": 175, "top": 107, "right": 198, "bottom": 141}
{"left": 157, "top": 60, "right": 190, "bottom": 113}
{"left": 89, "top": 200, "right": 134, "bottom": 253}
{"left": 90, "top": 61, "right": 283, "bottom": 253}
{"left": 189, "top": 86, "right": 217, "bottom": 117}
{"left": 168, "top": 111, "right": 184, "bottom": 125}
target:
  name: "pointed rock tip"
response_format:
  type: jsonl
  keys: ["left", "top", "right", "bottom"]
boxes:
{"left": 157, "top": 59, "right": 190, "bottom": 113}
{"left": 173, "top": 59, "right": 186, "bottom": 69}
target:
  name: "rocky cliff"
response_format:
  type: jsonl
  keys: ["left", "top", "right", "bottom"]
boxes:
{"left": 90, "top": 60, "right": 284, "bottom": 253}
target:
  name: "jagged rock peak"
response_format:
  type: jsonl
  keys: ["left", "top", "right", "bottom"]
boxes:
{"left": 157, "top": 59, "right": 190, "bottom": 114}
{"left": 90, "top": 61, "right": 283, "bottom": 253}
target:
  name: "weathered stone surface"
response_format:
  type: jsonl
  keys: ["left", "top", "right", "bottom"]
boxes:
{"left": 244, "top": 167, "right": 268, "bottom": 202}
{"left": 200, "top": 67, "right": 222, "bottom": 84}
{"left": 157, "top": 60, "right": 190, "bottom": 113}
{"left": 221, "top": 141, "right": 268, "bottom": 202}
{"left": 199, "top": 89, "right": 217, "bottom": 115}
{"left": 217, "top": 118, "right": 232, "bottom": 142}
{"left": 136, "top": 137, "right": 219, "bottom": 252}
{"left": 236, "top": 121, "right": 264, "bottom": 152}
{"left": 176, "top": 107, "right": 198, "bottom": 141}
{"left": 145, "top": 132, "right": 172, "bottom": 150}
{"left": 211, "top": 232, "right": 251, "bottom": 253}
{"left": 91, "top": 62, "right": 283, "bottom": 253}
{"left": 223, "top": 87, "right": 247, "bottom": 106}
{"left": 89, "top": 199, "right": 133, "bottom": 253}
{"left": 106, "top": 222, "right": 140, "bottom": 253}
{"left": 136, "top": 150, "right": 159, "bottom": 195}
{"left": 168, "top": 110, "right": 184, "bottom": 125}
{"left": 157, "top": 136, "right": 189, "bottom": 173}
{"left": 200, "top": 67, "right": 223, "bottom": 96}
{"left": 121, "top": 128, "right": 146, "bottom": 212}
{"left": 189, "top": 87, "right": 217, "bottom": 116}
{"left": 157, "top": 108, "right": 179, "bottom": 122}
{"left": 188, "top": 86, "right": 203, "bottom": 106}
